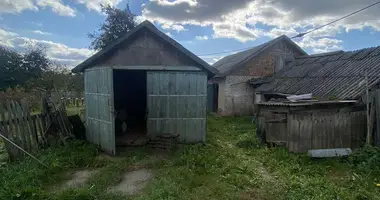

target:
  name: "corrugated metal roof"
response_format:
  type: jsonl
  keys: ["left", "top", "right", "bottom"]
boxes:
{"left": 212, "top": 43, "right": 267, "bottom": 75}
{"left": 258, "top": 100, "right": 357, "bottom": 107}
{"left": 255, "top": 46, "right": 380, "bottom": 100}
{"left": 212, "top": 35, "right": 307, "bottom": 77}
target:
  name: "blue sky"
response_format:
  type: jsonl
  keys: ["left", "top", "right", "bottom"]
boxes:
{"left": 0, "top": 0, "right": 380, "bottom": 67}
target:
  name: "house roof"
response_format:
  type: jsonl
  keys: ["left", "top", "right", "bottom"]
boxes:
{"left": 212, "top": 35, "right": 307, "bottom": 77}
{"left": 254, "top": 46, "right": 380, "bottom": 100}
{"left": 72, "top": 20, "right": 217, "bottom": 75}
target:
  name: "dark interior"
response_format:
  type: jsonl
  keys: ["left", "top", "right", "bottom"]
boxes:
{"left": 113, "top": 70, "right": 147, "bottom": 139}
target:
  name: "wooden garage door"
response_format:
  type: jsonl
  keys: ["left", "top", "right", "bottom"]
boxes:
{"left": 147, "top": 71, "right": 207, "bottom": 142}
{"left": 84, "top": 68, "right": 115, "bottom": 155}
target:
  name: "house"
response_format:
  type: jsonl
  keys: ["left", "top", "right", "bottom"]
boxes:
{"left": 253, "top": 46, "right": 380, "bottom": 153}
{"left": 211, "top": 35, "right": 307, "bottom": 116}
{"left": 72, "top": 20, "right": 216, "bottom": 155}
{"left": 254, "top": 46, "right": 380, "bottom": 101}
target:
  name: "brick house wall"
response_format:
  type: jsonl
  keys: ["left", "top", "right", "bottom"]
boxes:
{"left": 217, "top": 40, "right": 303, "bottom": 116}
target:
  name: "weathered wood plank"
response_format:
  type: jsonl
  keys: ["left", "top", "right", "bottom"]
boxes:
{"left": 17, "top": 102, "right": 32, "bottom": 152}
{"left": 0, "top": 103, "right": 17, "bottom": 160}
{"left": 61, "top": 105, "right": 73, "bottom": 136}
{"left": 299, "top": 113, "right": 312, "bottom": 152}
{"left": 6, "top": 101, "right": 22, "bottom": 158}
{"left": 23, "top": 102, "right": 37, "bottom": 151}
{"left": 0, "top": 113, "right": 44, "bottom": 125}
{"left": 10, "top": 102, "right": 24, "bottom": 150}
{"left": 287, "top": 113, "right": 298, "bottom": 152}
{"left": 376, "top": 91, "right": 380, "bottom": 146}
{"left": 37, "top": 115, "right": 47, "bottom": 145}
{"left": 312, "top": 113, "right": 322, "bottom": 149}
{"left": 31, "top": 116, "right": 39, "bottom": 145}
{"left": 56, "top": 107, "right": 67, "bottom": 142}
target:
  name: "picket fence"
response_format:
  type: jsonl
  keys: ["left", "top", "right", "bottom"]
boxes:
{"left": 0, "top": 100, "right": 73, "bottom": 160}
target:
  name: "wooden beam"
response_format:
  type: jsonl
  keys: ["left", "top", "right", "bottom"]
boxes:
{"left": 110, "top": 65, "right": 202, "bottom": 71}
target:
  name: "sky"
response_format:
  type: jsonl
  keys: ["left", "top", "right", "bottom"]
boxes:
{"left": 0, "top": 0, "right": 380, "bottom": 68}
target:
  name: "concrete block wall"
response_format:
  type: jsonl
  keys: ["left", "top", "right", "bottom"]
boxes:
{"left": 218, "top": 76, "right": 255, "bottom": 116}
{"left": 216, "top": 40, "right": 304, "bottom": 116}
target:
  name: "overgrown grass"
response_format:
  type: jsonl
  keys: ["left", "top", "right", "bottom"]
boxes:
{"left": 66, "top": 107, "right": 82, "bottom": 117}
{"left": 0, "top": 139, "right": 7, "bottom": 164}
{"left": 1, "top": 116, "right": 380, "bottom": 200}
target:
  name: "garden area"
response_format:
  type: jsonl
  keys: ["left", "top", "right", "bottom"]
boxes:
{"left": 1, "top": 116, "right": 380, "bottom": 200}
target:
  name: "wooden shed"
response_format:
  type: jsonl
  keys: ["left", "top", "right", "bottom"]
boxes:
{"left": 256, "top": 100, "right": 366, "bottom": 153}
{"left": 72, "top": 20, "right": 216, "bottom": 155}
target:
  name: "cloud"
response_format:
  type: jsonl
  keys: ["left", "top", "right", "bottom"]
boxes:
{"left": 200, "top": 53, "right": 232, "bottom": 65}
{"left": 31, "top": 22, "right": 43, "bottom": 27}
{"left": 13, "top": 37, "right": 95, "bottom": 67}
{"left": 0, "top": 0, "right": 75, "bottom": 17}
{"left": 75, "top": 0, "right": 123, "bottom": 13}
{"left": 212, "top": 22, "right": 263, "bottom": 42}
{"left": 264, "top": 28, "right": 298, "bottom": 39}
{"left": 0, "top": 28, "right": 94, "bottom": 67}
{"left": 161, "top": 24, "right": 187, "bottom": 32}
{"left": 0, "top": 28, "right": 18, "bottom": 47}
{"left": 142, "top": 0, "right": 380, "bottom": 50}
{"left": 296, "top": 37, "right": 343, "bottom": 53}
{"left": 32, "top": 30, "right": 52, "bottom": 35}
{"left": 36, "top": 0, "right": 76, "bottom": 17}
{"left": 0, "top": 0, "right": 125, "bottom": 16}
{"left": 195, "top": 35, "right": 209, "bottom": 40}
{"left": 165, "top": 32, "right": 173, "bottom": 37}
{"left": 0, "top": 0, "right": 37, "bottom": 14}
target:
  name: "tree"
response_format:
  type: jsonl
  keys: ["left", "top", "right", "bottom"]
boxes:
{"left": 0, "top": 46, "right": 24, "bottom": 90}
{"left": 88, "top": 4, "right": 136, "bottom": 50}
{"left": 26, "top": 64, "right": 84, "bottom": 95}
{"left": 0, "top": 46, "right": 51, "bottom": 90}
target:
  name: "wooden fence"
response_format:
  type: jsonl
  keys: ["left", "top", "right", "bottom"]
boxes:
{"left": 61, "top": 97, "right": 84, "bottom": 107}
{"left": 286, "top": 111, "right": 366, "bottom": 153}
{"left": 262, "top": 110, "right": 366, "bottom": 153}
{"left": 0, "top": 100, "right": 73, "bottom": 160}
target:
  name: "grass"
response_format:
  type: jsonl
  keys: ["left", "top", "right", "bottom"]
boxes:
{"left": 0, "top": 140, "right": 7, "bottom": 165}
{"left": 66, "top": 107, "right": 83, "bottom": 117}
{"left": 1, "top": 116, "right": 380, "bottom": 200}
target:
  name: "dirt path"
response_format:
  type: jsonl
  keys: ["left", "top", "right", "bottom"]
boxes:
{"left": 109, "top": 169, "right": 153, "bottom": 195}
{"left": 62, "top": 169, "right": 99, "bottom": 189}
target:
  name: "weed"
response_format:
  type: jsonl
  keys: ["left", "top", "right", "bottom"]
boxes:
{"left": 348, "top": 145, "right": 380, "bottom": 172}
{"left": 1, "top": 116, "right": 380, "bottom": 200}
{"left": 0, "top": 141, "right": 99, "bottom": 200}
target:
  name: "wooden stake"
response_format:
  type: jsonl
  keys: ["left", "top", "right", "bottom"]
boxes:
{"left": 366, "top": 71, "right": 371, "bottom": 145}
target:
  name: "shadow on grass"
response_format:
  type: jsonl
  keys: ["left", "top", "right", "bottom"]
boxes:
{"left": 235, "top": 137, "right": 263, "bottom": 150}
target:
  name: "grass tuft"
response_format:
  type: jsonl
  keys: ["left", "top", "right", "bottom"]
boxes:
{"left": 1, "top": 116, "right": 380, "bottom": 200}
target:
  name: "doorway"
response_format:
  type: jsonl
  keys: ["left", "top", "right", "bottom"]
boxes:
{"left": 113, "top": 70, "right": 147, "bottom": 146}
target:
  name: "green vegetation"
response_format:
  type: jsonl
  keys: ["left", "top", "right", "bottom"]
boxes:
{"left": 66, "top": 107, "right": 83, "bottom": 117}
{"left": 1, "top": 116, "right": 380, "bottom": 200}
{"left": 0, "top": 139, "right": 6, "bottom": 165}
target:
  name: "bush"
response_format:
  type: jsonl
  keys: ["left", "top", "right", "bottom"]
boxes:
{"left": 348, "top": 145, "right": 380, "bottom": 172}
{"left": 0, "top": 87, "right": 43, "bottom": 111}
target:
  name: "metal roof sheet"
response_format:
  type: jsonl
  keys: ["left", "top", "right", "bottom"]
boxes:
{"left": 212, "top": 35, "right": 307, "bottom": 77}
{"left": 258, "top": 100, "right": 357, "bottom": 107}
{"left": 255, "top": 47, "right": 380, "bottom": 100}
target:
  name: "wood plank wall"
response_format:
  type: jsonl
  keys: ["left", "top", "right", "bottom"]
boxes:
{"left": 286, "top": 111, "right": 366, "bottom": 153}
{"left": 262, "top": 110, "right": 366, "bottom": 153}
